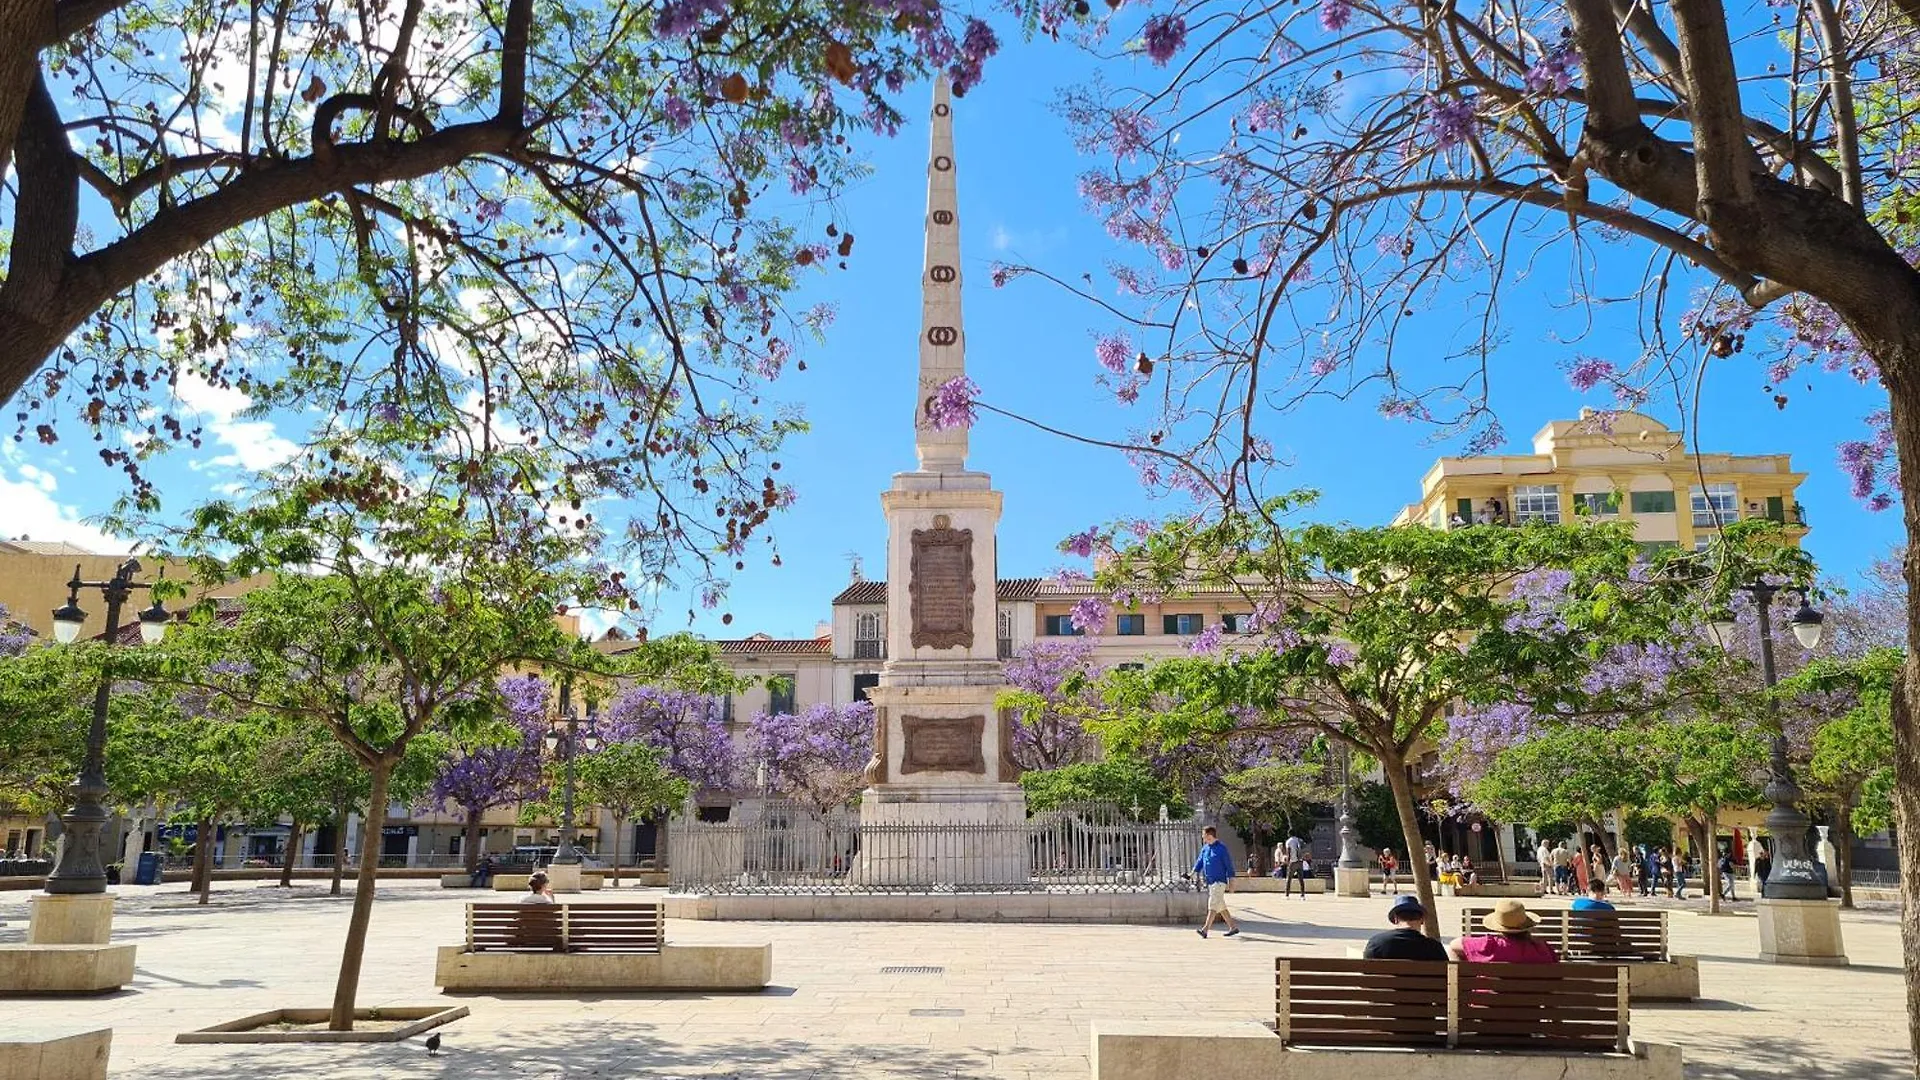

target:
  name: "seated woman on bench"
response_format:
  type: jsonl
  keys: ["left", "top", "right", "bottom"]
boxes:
{"left": 1448, "top": 899, "right": 1559, "bottom": 964}
{"left": 519, "top": 872, "right": 556, "bottom": 904}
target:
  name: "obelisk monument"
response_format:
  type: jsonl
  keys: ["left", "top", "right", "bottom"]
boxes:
{"left": 857, "top": 76, "right": 1027, "bottom": 886}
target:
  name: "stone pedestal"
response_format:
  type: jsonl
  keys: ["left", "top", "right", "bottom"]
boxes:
{"left": 1333, "top": 867, "right": 1371, "bottom": 897}
{"left": 1757, "top": 897, "right": 1848, "bottom": 966}
{"left": 28, "top": 894, "right": 115, "bottom": 945}
{"left": 856, "top": 784, "right": 1029, "bottom": 886}
{"left": 543, "top": 863, "right": 584, "bottom": 894}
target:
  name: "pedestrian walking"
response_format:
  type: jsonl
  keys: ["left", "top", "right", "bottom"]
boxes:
{"left": 1641, "top": 845, "right": 1659, "bottom": 897}
{"left": 1380, "top": 848, "right": 1400, "bottom": 894}
{"left": 1192, "top": 826, "right": 1240, "bottom": 939}
{"left": 1610, "top": 849, "right": 1633, "bottom": 893}
{"left": 1718, "top": 847, "right": 1737, "bottom": 900}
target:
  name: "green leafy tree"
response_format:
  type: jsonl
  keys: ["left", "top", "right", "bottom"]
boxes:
{"left": 1641, "top": 716, "right": 1765, "bottom": 910}
{"left": 1221, "top": 762, "right": 1329, "bottom": 872}
{"left": 1019, "top": 757, "right": 1188, "bottom": 819}
{"left": 1087, "top": 505, "right": 1674, "bottom": 936}
{"left": 141, "top": 459, "right": 604, "bottom": 1031}
{"left": 1467, "top": 725, "right": 1649, "bottom": 852}
{"left": 1779, "top": 648, "right": 1901, "bottom": 907}
{"left": 567, "top": 742, "right": 690, "bottom": 887}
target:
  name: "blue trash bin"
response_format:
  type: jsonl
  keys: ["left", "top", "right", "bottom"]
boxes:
{"left": 134, "top": 851, "right": 161, "bottom": 886}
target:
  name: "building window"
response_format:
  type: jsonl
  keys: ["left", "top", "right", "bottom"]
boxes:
{"left": 1765, "top": 496, "right": 1786, "bottom": 523}
{"left": 1512, "top": 484, "right": 1561, "bottom": 523}
{"left": 1629, "top": 490, "right": 1676, "bottom": 514}
{"left": 1043, "top": 614, "right": 1083, "bottom": 636}
{"left": 1634, "top": 540, "right": 1681, "bottom": 560}
{"left": 1573, "top": 491, "right": 1619, "bottom": 517}
{"left": 721, "top": 694, "right": 735, "bottom": 724}
{"left": 997, "top": 609, "right": 1015, "bottom": 658}
{"left": 1162, "top": 613, "right": 1204, "bottom": 635}
{"left": 1692, "top": 483, "right": 1738, "bottom": 527}
{"left": 1117, "top": 662, "right": 1145, "bottom": 671}
{"left": 768, "top": 674, "right": 796, "bottom": 715}
{"left": 1221, "top": 613, "right": 1255, "bottom": 634}
{"left": 854, "top": 612, "right": 882, "bottom": 660}
{"left": 852, "top": 673, "right": 880, "bottom": 703}
{"left": 1116, "top": 614, "right": 1146, "bottom": 636}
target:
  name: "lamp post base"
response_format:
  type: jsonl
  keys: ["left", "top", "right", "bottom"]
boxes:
{"left": 1756, "top": 897, "right": 1848, "bottom": 966}
{"left": 28, "top": 894, "right": 117, "bottom": 945}
{"left": 1333, "top": 867, "right": 1371, "bottom": 898}
{"left": 543, "top": 863, "right": 584, "bottom": 894}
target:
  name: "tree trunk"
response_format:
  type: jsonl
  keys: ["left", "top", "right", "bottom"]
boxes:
{"left": 329, "top": 798, "right": 348, "bottom": 897}
{"left": 1704, "top": 811, "right": 1721, "bottom": 916}
{"left": 329, "top": 762, "right": 392, "bottom": 1031}
{"left": 1836, "top": 800, "right": 1855, "bottom": 909}
{"left": 610, "top": 813, "right": 623, "bottom": 887}
{"left": 1882, "top": 381, "right": 1920, "bottom": 1076}
{"left": 1380, "top": 749, "right": 1440, "bottom": 939}
{"left": 193, "top": 818, "right": 213, "bottom": 904}
{"left": 280, "top": 820, "right": 303, "bottom": 888}
{"left": 463, "top": 812, "right": 482, "bottom": 874}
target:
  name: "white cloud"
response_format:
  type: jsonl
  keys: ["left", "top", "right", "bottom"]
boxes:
{"left": 173, "top": 371, "right": 298, "bottom": 473}
{"left": 0, "top": 467, "right": 125, "bottom": 551}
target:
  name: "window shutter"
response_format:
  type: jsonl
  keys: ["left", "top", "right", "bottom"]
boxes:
{"left": 1766, "top": 496, "right": 1785, "bottom": 523}
{"left": 1163, "top": 615, "right": 1179, "bottom": 635}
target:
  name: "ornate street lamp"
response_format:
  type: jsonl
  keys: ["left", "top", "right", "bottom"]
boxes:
{"left": 1336, "top": 744, "right": 1364, "bottom": 871}
{"left": 45, "top": 559, "right": 168, "bottom": 894}
{"left": 1708, "top": 582, "right": 1828, "bottom": 901}
{"left": 549, "top": 677, "right": 582, "bottom": 866}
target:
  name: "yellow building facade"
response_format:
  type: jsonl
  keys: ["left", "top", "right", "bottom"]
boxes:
{"left": 1390, "top": 410, "right": 1808, "bottom": 554}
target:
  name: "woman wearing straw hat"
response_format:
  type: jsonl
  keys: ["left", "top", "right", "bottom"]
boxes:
{"left": 1446, "top": 899, "right": 1560, "bottom": 964}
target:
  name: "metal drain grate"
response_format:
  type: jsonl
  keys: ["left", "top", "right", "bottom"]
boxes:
{"left": 879, "top": 965, "right": 945, "bottom": 974}
{"left": 909, "top": 1008, "right": 965, "bottom": 1017}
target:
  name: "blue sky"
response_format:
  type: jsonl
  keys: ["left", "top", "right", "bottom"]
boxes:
{"left": 1, "top": 34, "right": 1902, "bottom": 638}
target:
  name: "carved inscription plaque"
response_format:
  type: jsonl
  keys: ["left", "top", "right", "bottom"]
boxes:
{"left": 909, "top": 525, "right": 974, "bottom": 650}
{"left": 901, "top": 715, "right": 986, "bottom": 775}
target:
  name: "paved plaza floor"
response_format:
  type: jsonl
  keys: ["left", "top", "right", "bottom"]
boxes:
{"left": 0, "top": 880, "right": 1907, "bottom": 1078}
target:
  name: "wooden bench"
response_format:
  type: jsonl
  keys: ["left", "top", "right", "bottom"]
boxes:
{"left": 1276, "top": 957, "right": 1629, "bottom": 1053}
{"left": 1460, "top": 907, "right": 1667, "bottom": 962}
{"left": 464, "top": 902, "right": 664, "bottom": 954}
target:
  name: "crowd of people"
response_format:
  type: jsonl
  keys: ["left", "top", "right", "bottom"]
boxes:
{"left": 1534, "top": 837, "right": 1736, "bottom": 900}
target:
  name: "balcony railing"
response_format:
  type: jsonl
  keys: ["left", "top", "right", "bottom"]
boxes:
{"left": 997, "top": 638, "right": 1014, "bottom": 659}
{"left": 853, "top": 640, "right": 883, "bottom": 660}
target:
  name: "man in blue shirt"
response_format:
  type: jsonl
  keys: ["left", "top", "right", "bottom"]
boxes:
{"left": 1571, "top": 879, "right": 1616, "bottom": 911}
{"left": 1192, "top": 826, "right": 1240, "bottom": 938}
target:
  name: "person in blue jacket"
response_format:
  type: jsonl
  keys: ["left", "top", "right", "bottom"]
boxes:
{"left": 1192, "top": 825, "right": 1241, "bottom": 939}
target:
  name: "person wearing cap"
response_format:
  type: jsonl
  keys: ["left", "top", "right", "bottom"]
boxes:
{"left": 1447, "top": 899, "right": 1560, "bottom": 964}
{"left": 1363, "top": 895, "right": 1449, "bottom": 961}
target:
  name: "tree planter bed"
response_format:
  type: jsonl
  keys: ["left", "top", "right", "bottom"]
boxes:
{"left": 175, "top": 1005, "right": 468, "bottom": 1044}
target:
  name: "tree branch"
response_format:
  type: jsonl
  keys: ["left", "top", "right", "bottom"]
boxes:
{"left": 1806, "top": 0, "right": 1862, "bottom": 207}
{"left": 1668, "top": 0, "right": 1754, "bottom": 212}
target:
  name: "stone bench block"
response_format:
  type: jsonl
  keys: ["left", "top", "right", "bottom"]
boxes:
{"left": 492, "top": 874, "right": 602, "bottom": 891}
{"left": 434, "top": 942, "right": 772, "bottom": 992}
{"left": 1091, "top": 1021, "right": 1683, "bottom": 1080}
{"left": 0, "top": 1026, "right": 111, "bottom": 1080}
{"left": 0, "top": 944, "right": 137, "bottom": 994}
{"left": 1440, "top": 882, "right": 1540, "bottom": 898}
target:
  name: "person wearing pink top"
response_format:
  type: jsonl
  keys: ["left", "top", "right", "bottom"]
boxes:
{"left": 1447, "top": 899, "right": 1561, "bottom": 964}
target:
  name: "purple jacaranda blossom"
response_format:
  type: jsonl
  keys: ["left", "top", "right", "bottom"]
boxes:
{"left": 1309, "top": 353, "right": 1339, "bottom": 378}
{"left": 655, "top": 0, "right": 727, "bottom": 38}
{"left": 925, "top": 375, "right": 979, "bottom": 429}
{"left": 1503, "top": 569, "right": 1574, "bottom": 634}
{"left": 1244, "top": 97, "right": 1284, "bottom": 133}
{"left": 601, "top": 684, "right": 737, "bottom": 791}
{"left": 948, "top": 18, "right": 999, "bottom": 95}
{"left": 1524, "top": 39, "right": 1579, "bottom": 93}
{"left": 1113, "top": 377, "right": 1144, "bottom": 405}
{"left": 423, "top": 674, "right": 551, "bottom": 825}
{"left": 1062, "top": 528, "right": 1100, "bottom": 558}
{"left": 1003, "top": 639, "right": 1104, "bottom": 769}
{"left": 1070, "top": 596, "right": 1112, "bottom": 634}
{"left": 1318, "top": 0, "right": 1353, "bottom": 31}
{"left": 0, "top": 604, "right": 32, "bottom": 657}
{"left": 1189, "top": 624, "right": 1225, "bottom": 654}
{"left": 1109, "top": 109, "right": 1156, "bottom": 159}
{"left": 1324, "top": 642, "right": 1356, "bottom": 667}
{"left": 1566, "top": 356, "right": 1615, "bottom": 392}
{"left": 1141, "top": 14, "right": 1187, "bottom": 64}
{"left": 724, "top": 283, "right": 751, "bottom": 306}
{"left": 990, "top": 263, "right": 1014, "bottom": 287}
{"left": 1095, "top": 334, "right": 1132, "bottom": 375}
{"left": 1425, "top": 94, "right": 1477, "bottom": 149}
{"left": 746, "top": 701, "right": 874, "bottom": 810}
{"left": 663, "top": 94, "right": 693, "bottom": 132}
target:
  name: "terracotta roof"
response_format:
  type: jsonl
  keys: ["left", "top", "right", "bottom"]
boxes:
{"left": 715, "top": 634, "right": 833, "bottom": 655}
{"left": 832, "top": 577, "right": 1047, "bottom": 605}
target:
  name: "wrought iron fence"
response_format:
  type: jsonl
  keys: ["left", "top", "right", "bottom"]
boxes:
{"left": 668, "top": 800, "right": 1206, "bottom": 895}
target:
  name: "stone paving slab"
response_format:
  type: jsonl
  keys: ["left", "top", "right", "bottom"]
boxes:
{"left": 0, "top": 880, "right": 1907, "bottom": 1078}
